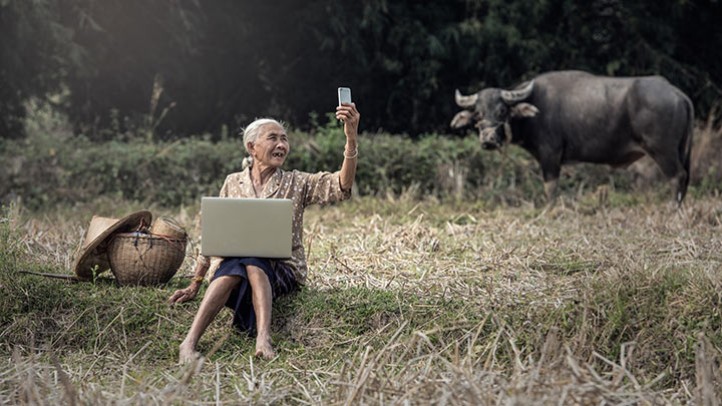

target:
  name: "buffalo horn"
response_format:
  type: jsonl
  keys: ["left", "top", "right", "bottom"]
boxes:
{"left": 501, "top": 80, "right": 535, "bottom": 103}
{"left": 455, "top": 89, "right": 479, "bottom": 108}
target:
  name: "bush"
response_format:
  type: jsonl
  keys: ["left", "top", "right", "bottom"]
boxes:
{"left": 2, "top": 108, "right": 721, "bottom": 210}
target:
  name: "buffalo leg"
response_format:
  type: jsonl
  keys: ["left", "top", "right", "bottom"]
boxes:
{"left": 673, "top": 171, "right": 689, "bottom": 206}
{"left": 646, "top": 149, "right": 687, "bottom": 205}
{"left": 540, "top": 160, "right": 561, "bottom": 204}
{"left": 544, "top": 178, "right": 559, "bottom": 203}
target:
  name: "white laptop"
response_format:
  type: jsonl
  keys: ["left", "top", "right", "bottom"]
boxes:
{"left": 201, "top": 197, "right": 293, "bottom": 258}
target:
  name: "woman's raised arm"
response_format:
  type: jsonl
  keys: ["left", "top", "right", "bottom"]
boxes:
{"left": 336, "top": 102, "right": 360, "bottom": 191}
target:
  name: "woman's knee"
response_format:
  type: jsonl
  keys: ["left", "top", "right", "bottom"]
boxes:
{"left": 246, "top": 265, "right": 270, "bottom": 284}
{"left": 209, "top": 275, "right": 242, "bottom": 292}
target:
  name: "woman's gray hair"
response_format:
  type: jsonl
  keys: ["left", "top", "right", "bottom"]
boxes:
{"left": 240, "top": 117, "right": 286, "bottom": 169}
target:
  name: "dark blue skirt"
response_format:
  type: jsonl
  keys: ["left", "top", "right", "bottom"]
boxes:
{"left": 211, "top": 257, "right": 298, "bottom": 335}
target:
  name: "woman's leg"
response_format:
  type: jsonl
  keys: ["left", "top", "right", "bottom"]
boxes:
{"left": 246, "top": 265, "right": 275, "bottom": 359}
{"left": 179, "top": 275, "right": 241, "bottom": 363}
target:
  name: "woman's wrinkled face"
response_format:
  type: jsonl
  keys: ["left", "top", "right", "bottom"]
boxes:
{"left": 249, "top": 123, "right": 290, "bottom": 168}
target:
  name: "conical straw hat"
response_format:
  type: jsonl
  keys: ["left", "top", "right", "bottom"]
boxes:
{"left": 73, "top": 211, "right": 152, "bottom": 280}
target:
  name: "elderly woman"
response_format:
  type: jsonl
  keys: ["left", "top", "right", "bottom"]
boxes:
{"left": 169, "top": 102, "right": 360, "bottom": 362}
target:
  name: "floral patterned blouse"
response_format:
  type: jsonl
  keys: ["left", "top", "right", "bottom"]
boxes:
{"left": 197, "top": 167, "right": 351, "bottom": 284}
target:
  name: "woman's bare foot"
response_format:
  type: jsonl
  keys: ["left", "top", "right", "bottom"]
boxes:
{"left": 179, "top": 342, "right": 202, "bottom": 364}
{"left": 255, "top": 335, "right": 276, "bottom": 359}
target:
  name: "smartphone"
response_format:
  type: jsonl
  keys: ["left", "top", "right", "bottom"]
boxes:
{"left": 338, "top": 87, "right": 352, "bottom": 106}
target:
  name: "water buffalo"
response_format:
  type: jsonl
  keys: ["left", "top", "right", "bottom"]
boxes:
{"left": 451, "top": 70, "right": 694, "bottom": 205}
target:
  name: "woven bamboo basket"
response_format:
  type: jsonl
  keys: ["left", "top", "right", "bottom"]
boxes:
{"left": 108, "top": 232, "right": 187, "bottom": 286}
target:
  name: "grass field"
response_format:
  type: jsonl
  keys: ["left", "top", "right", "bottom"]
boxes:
{"left": 1, "top": 191, "right": 721, "bottom": 404}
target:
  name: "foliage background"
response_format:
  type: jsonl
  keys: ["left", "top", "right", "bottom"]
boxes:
{"left": 1, "top": 0, "right": 721, "bottom": 139}
{"left": 1, "top": 0, "right": 721, "bottom": 208}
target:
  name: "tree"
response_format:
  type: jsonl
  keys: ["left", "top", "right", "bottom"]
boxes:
{"left": 0, "top": 0, "right": 77, "bottom": 139}
{"left": 2, "top": 0, "right": 720, "bottom": 139}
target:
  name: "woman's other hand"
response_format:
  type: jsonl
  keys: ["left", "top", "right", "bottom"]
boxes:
{"left": 169, "top": 283, "right": 200, "bottom": 304}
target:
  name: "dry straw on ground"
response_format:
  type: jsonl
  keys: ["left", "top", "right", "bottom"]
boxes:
{"left": 1, "top": 192, "right": 721, "bottom": 404}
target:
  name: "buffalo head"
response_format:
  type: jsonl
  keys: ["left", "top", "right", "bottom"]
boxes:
{"left": 450, "top": 80, "right": 539, "bottom": 149}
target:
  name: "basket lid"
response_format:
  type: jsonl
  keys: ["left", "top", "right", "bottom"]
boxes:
{"left": 73, "top": 211, "right": 152, "bottom": 279}
{"left": 150, "top": 216, "right": 186, "bottom": 239}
